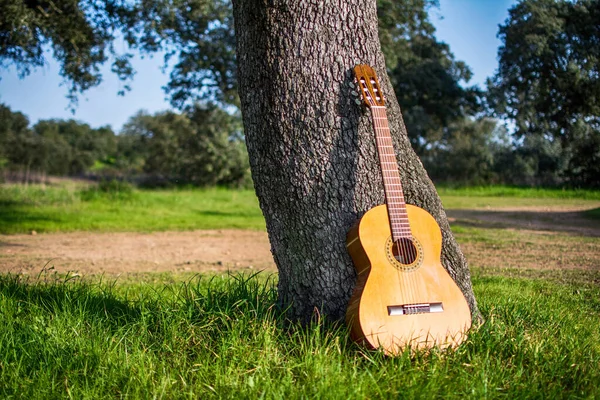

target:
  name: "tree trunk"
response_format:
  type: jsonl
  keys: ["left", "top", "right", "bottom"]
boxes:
{"left": 232, "top": 0, "right": 480, "bottom": 322}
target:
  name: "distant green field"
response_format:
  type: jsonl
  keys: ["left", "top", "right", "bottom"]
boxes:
{"left": 437, "top": 185, "right": 600, "bottom": 209}
{"left": 1, "top": 270, "right": 598, "bottom": 398}
{"left": 0, "top": 184, "right": 265, "bottom": 234}
{"left": 0, "top": 183, "right": 598, "bottom": 234}
{"left": 440, "top": 195, "right": 599, "bottom": 210}
{"left": 436, "top": 185, "right": 600, "bottom": 200}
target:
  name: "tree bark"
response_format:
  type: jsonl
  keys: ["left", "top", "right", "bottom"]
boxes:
{"left": 232, "top": 0, "right": 480, "bottom": 322}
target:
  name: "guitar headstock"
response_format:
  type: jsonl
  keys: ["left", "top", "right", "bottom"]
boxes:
{"left": 353, "top": 64, "right": 385, "bottom": 108}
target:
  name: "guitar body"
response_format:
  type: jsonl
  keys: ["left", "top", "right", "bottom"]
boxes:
{"left": 346, "top": 204, "right": 471, "bottom": 355}
{"left": 346, "top": 64, "right": 471, "bottom": 355}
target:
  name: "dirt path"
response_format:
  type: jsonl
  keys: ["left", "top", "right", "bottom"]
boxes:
{"left": 1, "top": 205, "right": 598, "bottom": 276}
{"left": 0, "top": 230, "right": 275, "bottom": 276}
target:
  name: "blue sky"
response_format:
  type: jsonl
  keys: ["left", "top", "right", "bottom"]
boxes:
{"left": 0, "top": 0, "right": 517, "bottom": 131}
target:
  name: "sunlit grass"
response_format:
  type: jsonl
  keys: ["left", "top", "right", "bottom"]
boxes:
{"left": 1, "top": 182, "right": 598, "bottom": 234}
{"left": 438, "top": 185, "right": 600, "bottom": 209}
{"left": 440, "top": 195, "right": 599, "bottom": 209}
{"left": 0, "top": 271, "right": 598, "bottom": 398}
{"left": 0, "top": 184, "right": 265, "bottom": 233}
{"left": 436, "top": 185, "right": 600, "bottom": 200}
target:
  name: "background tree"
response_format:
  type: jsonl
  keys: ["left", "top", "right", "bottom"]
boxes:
{"left": 232, "top": 0, "right": 479, "bottom": 321}
{"left": 2, "top": 0, "right": 483, "bottom": 176}
{"left": 487, "top": 0, "right": 600, "bottom": 187}
{"left": 0, "top": 104, "right": 31, "bottom": 173}
{"left": 33, "top": 119, "right": 117, "bottom": 175}
{"left": 121, "top": 110, "right": 184, "bottom": 180}
{"left": 378, "top": 0, "right": 482, "bottom": 155}
{"left": 424, "top": 118, "right": 504, "bottom": 185}
{"left": 0, "top": 105, "right": 120, "bottom": 180}
{"left": 0, "top": 102, "right": 249, "bottom": 184}
{"left": 566, "top": 120, "right": 600, "bottom": 188}
{"left": 121, "top": 106, "right": 249, "bottom": 186}
{"left": 183, "top": 105, "right": 248, "bottom": 186}
{"left": 0, "top": 104, "right": 47, "bottom": 181}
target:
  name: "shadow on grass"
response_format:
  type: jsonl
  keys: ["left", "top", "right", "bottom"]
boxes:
{"left": 447, "top": 208, "right": 600, "bottom": 237}
{"left": 0, "top": 271, "right": 346, "bottom": 363}
{"left": 176, "top": 272, "right": 280, "bottom": 323}
{"left": 194, "top": 209, "right": 257, "bottom": 218}
{"left": 0, "top": 271, "right": 285, "bottom": 335}
{"left": 0, "top": 273, "right": 142, "bottom": 329}
{"left": 173, "top": 272, "right": 353, "bottom": 356}
{"left": 0, "top": 241, "right": 26, "bottom": 248}
{"left": 584, "top": 207, "right": 600, "bottom": 220}
{"left": 0, "top": 201, "right": 65, "bottom": 234}
{"left": 0, "top": 269, "right": 348, "bottom": 362}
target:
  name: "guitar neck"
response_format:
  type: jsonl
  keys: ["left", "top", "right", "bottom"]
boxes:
{"left": 370, "top": 106, "right": 411, "bottom": 240}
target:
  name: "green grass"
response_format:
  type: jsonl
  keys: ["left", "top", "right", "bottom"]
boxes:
{"left": 436, "top": 185, "right": 600, "bottom": 200}
{"left": 1, "top": 183, "right": 599, "bottom": 234}
{"left": 438, "top": 185, "right": 600, "bottom": 209}
{"left": 1, "top": 271, "right": 599, "bottom": 398}
{"left": 0, "top": 184, "right": 265, "bottom": 234}
{"left": 2, "top": 182, "right": 599, "bottom": 397}
{"left": 441, "top": 195, "right": 599, "bottom": 209}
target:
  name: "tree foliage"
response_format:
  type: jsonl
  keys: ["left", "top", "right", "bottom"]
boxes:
{"left": 0, "top": 103, "right": 250, "bottom": 186}
{"left": 0, "top": 104, "right": 117, "bottom": 179}
{"left": 120, "top": 105, "right": 249, "bottom": 186}
{"left": 4, "top": 0, "right": 597, "bottom": 187}
{"left": 0, "top": 0, "right": 144, "bottom": 105}
{"left": 141, "top": 0, "right": 238, "bottom": 108}
{"left": 488, "top": 0, "right": 600, "bottom": 187}
{"left": 378, "top": 0, "right": 482, "bottom": 154}
{"left": 33, "top": 119, "right": 117, "bottom": 175}
{"left": 0, "top": 104, "right": 30, "bottom": 169}
{"left": 1, "top": 0, "right": 477, "bottom": 136}
{"left": 2, "top": 0, "right": 486, "bottom": 186}
{"left": 0, "top": 0, "right": 235, "bottom": 108}
{"left": 423, "top": 117, "right": 503, "bottom": 185}
{"left": 0, "top": 104, "right": 37, "bottom": 174}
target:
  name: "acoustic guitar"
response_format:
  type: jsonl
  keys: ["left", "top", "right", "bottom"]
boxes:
{"left": 345, "top": 64, "right": 471, "bottom": 355}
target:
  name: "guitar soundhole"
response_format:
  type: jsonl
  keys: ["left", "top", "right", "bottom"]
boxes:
{"left": 392, "top": 238, "right": 418, "bottom": 265}
{"left": 385, "top": 236, "right": 423, "bottom": 272}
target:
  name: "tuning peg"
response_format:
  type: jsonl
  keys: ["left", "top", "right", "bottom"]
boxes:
{"left": 351, "top": 90, "right": 359, "bottom": 97}
{"left": 355, "top": 99, "right": 362, "bottom": 105}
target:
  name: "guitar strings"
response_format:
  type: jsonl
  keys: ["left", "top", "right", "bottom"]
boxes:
{"left": 382, "top": 107, "right": 419, "bottom": 304}
{"left": 371, "top": 105, "right": 410, "bottom": 305}
{"left": 376, "top": 106, "right": 418, "bottom": 305}
{"left": 370, "top": 106, "right": 401, "bottom": 301}
{"left": 382, "top": 106, "right": 415, "bottom": 305}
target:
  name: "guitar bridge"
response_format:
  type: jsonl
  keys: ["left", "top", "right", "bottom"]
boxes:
{"left": 387, "top": 302, "right": 444, "bottom": 316}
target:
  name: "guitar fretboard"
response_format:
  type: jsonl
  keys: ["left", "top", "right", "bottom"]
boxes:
{"left": 370, "top": 106, "right": 411, "bottom": 240}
